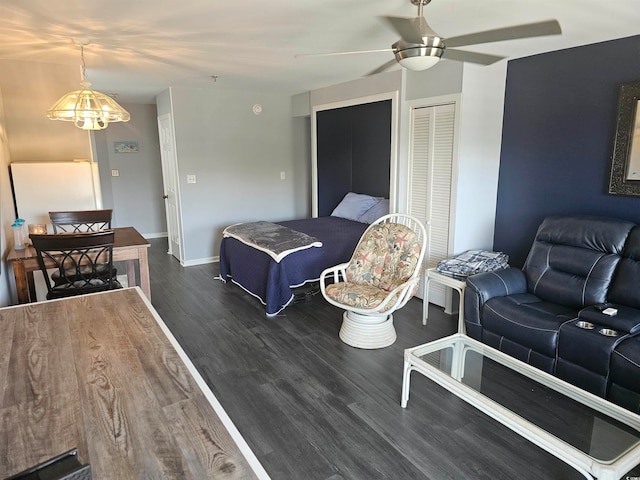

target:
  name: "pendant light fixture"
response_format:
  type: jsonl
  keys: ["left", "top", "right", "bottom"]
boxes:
{"left": 47, "top": 43, "right": 130, "bottom": 130}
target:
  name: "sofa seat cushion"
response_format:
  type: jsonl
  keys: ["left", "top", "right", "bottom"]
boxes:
{"left": 482, "top": 294, "right": 577, "bottom": 357}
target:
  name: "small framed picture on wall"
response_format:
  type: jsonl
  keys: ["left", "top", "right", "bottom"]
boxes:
{"left": 114, "top": 141, "right": 139, "bottom": 154}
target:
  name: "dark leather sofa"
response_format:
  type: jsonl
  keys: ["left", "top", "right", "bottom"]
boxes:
{"left": 464, "top": 215, "right": 640, "bottom": 413}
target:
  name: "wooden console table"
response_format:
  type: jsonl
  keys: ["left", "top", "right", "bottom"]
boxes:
{"left": 0, "top": 288, "right": 269, "bottom": 479}
{"left": 6, "top": 226, "right": 151, "bottom": 304}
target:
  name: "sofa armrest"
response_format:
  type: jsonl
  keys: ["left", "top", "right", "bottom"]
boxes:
{"left": 466, "top": 268, "right": 528, "bottom": 300}
{"left": 464, "top": 268, "right": 527, "bottom": 331}
{"left": 578, "top": 305, "right": 640, "bottom": 335}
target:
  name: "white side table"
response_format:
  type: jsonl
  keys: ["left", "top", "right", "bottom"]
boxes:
{"left": 423, "top": 268, "right": 467, "bottom": 333}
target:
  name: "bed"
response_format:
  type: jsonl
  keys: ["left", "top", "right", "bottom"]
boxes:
{"left": 219, "top": 194, "right": 389, "bottom": 316}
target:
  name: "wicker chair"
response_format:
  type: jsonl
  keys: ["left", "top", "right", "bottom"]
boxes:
{"left": 320, "top": 214, "right": 427, "bottom": 349}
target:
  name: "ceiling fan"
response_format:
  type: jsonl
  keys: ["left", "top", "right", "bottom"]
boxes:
{"left": 301, "top": 0, "right": 562, "bottom": 75}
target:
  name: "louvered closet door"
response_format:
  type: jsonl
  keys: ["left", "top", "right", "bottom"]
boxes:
{"left": 408, "top": 103, "right": 455, "bottom": 307}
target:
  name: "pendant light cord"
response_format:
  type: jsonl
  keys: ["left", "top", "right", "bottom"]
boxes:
{"left": 80, "top": 45, "right": 87, "bottom": 83}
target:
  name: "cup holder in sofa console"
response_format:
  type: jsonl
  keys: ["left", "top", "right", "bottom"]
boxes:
{"left": 575, "top": 321, "right": 595, "bottom": 330}
{"left": 599, "top": 328, "right": 619, "bottom": 337}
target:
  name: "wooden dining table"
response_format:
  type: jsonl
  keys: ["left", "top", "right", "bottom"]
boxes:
{"left": 6, "top": 226, "right": 151, "bottom": 304}
{"left": 0, "top": 287, "right": 268, "bottom": 479}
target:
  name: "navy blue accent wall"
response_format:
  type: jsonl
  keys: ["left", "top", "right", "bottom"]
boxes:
{"left": 494, "top": 35, "right": 640, "bottom": 267}
{"left": 316, "top": 100, "right": 391, "bottom": 216}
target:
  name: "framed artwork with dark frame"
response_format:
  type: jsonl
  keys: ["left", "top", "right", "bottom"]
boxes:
{"left": 609, "top": 81, "right": 640, "bottom": 196}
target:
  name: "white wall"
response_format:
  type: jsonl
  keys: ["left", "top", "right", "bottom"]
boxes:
{"left": 0, "top": 87, "right": 16, "bottom": 306}
{"left": 292, "top": 92, "right": 310, "bottom": 117}
{"left": 164, "top": 86, "right": 299, "bottom": 264}
{"left": 404, "top": 61, "right": 464, "bottom": 101}
{"left": 291, "top": 92, "right": 312, "bottom": 216}
{"left": 292, "top": 116, "right": 311, "bottom": 216}
{"left": 451, "top": 62, "right": 507, "bottom": 254}
{"left": 0, "top": 59, "right": 92, "bottom": 162}
{"left": 92, "top": 103, "right": 167, "bottom": 237}
{"left": 309, "top": 70, "right": 402, "bottom": 107}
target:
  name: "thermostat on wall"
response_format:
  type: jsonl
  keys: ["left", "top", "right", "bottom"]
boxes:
{"left": 252, "top": 104, "right": 262, "bottom": 115}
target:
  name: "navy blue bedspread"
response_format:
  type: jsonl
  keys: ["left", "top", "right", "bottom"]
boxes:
{"left": 219, "top": 216, "right": 368, "bottom": 316}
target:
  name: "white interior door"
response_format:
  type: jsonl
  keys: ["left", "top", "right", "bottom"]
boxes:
{"left": 157, "top": 113, "right": 183, "bottom": 261}
{"left": 408, "top": 102, "right": 456, "bottom": 308}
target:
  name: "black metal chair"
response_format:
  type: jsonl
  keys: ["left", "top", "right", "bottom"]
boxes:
{"left": 4, "top": 448, "right": 91, "bottom": 480}
{"left": 49, "top": 209, "right": 112, "bottom": 233}
{"left": 30, "top": 230, "right": 122, "bottom": 300}
{"left": 47, "top": 209, "right": 115, "bottom": 286}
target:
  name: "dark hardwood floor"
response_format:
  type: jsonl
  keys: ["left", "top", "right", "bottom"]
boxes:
{"left": 146, "top": 238, "right": 636, "bottom": 480}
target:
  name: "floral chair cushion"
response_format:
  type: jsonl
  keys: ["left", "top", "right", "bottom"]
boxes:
{"left": 325, "top": 222, "right": 422, "bottom": 312}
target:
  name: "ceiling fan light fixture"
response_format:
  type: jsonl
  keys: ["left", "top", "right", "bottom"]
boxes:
{"left": 395, "top": 45, "right": 443, "bottom": 71}
{"left": 47, "top": 44, "right": 130, "bottom": 130}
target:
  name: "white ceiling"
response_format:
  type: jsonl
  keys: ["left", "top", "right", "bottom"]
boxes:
{"left": 1, "top": 0, "right": 639, "bottom": 104}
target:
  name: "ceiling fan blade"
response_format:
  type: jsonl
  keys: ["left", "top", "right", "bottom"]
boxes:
{"left": 445, "top": 19, "right": 561, "bottom": 48}
{"left": 442, "top": 48, "right": 505, "bottom": 65}
{"left": 366, "top": 59, "right": 398, "bottom": 76}
{"left": 381, "top": 16, "right": 424, "bottom": 44}
{"left": 295, "top": 48, "right": 392, "bottom": 59}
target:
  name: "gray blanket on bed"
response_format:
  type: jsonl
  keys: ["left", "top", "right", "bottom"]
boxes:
{"left": 223, "top": 221, "right": 322, "bottom": 262}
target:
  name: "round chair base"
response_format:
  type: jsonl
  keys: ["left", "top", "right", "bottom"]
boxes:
{"left": 339, "top": 311, "right": 397, "bottom": 349}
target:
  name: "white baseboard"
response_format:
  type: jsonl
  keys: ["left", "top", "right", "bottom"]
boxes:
{"left": 142, "top": 232, "right": 168, "bottom": 239}
{"left": 181, "top": 256, "right": 219, "bottom": 267}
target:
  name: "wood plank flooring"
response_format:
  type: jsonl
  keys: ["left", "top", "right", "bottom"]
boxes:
{"left": 146, "top": 238, "right": 639, "bottom": 480}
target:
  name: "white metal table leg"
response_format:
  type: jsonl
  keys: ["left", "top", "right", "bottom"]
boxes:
{"left": 401, "top": 353, "right": 413, "bottom": 408}
{"left": 422, "top": 272, "right": 431, "bottom": 326}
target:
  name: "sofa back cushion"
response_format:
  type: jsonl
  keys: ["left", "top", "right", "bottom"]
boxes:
{"left": 608, "top": 226, "right": 640, "bottom": 309}
{"left": 523, "top": 216, "right": 634, "bottom": 309}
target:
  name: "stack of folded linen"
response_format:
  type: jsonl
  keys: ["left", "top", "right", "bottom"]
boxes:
{"left": 436, "top": 250, "right": 509, "bottom": 278}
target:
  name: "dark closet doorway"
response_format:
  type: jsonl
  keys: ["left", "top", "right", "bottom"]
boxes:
{"left": 314, "top": 98, "right": 393, "bottom": 217}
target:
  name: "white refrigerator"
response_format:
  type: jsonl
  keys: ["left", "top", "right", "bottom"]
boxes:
{"left": 10, "top": 161, "right": 102, "bottom": 228}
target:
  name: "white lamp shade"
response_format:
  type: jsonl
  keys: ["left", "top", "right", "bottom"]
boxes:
{"left": 47, "top": 87, "right": 130, "bottom": 130}
{"left": 398, "top": 55, "right": 441, "bottom": 71}
{"left": 394, "top": 45, "right": 443, "bottom": 71}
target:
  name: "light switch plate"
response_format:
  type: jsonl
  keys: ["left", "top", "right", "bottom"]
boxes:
{"left": 111, "top": 169, "right": 119, "bottom": 177}
{"left": 187, "top": 174, "right": 197, "bottom": 184}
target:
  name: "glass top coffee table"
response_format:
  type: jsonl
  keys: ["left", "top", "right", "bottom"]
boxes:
{"left": 402, "top": 334, "right": 640, "bottom": 479}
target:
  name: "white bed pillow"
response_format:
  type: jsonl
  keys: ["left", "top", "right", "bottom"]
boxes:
{"left": 357, "top": 198, "right": 389, "bottom": 224}
{"left": 331, "top": 192, "right": 379, "bottom": 221}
